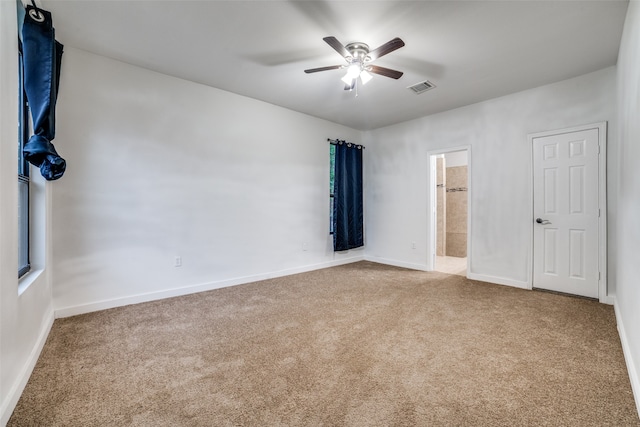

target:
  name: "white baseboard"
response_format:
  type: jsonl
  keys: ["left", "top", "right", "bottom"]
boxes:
{"left": 0, "top": 308, "right": 54, "bottom": 426}
{"left": 54, "top": 256, "right": 365, "bottom": 318}
{"left": 613, "top": 297, "right": 640, "bottom": 419}
{"left": 363, "top": 257, "right": 533, "bottom": 293}
{"left": 363, "top": 255, "right": 429, "bottom": 272}
{"left": 467, "top": 272, "right": 530, "bottom": 290}
{"left": 364, "top": 255, "right": 430, "bottom": 271}
{"left": 601, "top": 295, "right": 615, "bottom": 305}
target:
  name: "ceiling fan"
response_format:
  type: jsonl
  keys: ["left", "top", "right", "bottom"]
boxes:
{"left": 304, "top": 36, "right": 405, "bottom": 91}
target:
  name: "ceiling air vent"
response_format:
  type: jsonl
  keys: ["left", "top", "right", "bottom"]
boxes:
{"left": 407, "top": 80, "right": 436, "bottom": 94}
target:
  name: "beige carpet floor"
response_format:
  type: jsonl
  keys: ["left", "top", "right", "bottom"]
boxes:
{"left": 9, "top": 262, "right": 640, "bottom": 426}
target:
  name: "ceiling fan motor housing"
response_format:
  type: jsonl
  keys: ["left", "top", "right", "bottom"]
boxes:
{"left": 345, "top": 42, "right": 371, "bottom": 63}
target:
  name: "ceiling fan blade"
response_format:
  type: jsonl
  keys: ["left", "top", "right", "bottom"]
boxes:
{"left": 367, "top": 37, "right": 405, "bottom": 61}
{"left": 368, "top": 65, "right": 404, "bottom": 79}
{"left": 304, "top": 65, "right": 343, "bottom": 74}
{"left": 323, "top": 36, "right": 352, "bottom": 59}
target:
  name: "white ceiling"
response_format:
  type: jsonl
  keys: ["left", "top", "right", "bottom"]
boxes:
{"left": 40, "top": 1, "right": 629, "bottom": 131}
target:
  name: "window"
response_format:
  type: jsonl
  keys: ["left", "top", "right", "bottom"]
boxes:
{"left": 329, "top": 143, "right": 336, "bottom": 234}
{"left": 18, "top": 43, "right": 31, "bottom": 278}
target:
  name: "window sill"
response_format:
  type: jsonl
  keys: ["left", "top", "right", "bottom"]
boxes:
{"left": 18, "top": 268, "right": 45, "bottom": 296}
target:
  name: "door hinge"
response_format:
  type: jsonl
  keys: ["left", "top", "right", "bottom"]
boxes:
{"left": 598, "top": 144, "right": 601, "bottom": 154}
{"left": 598, "top": 209, "right": 601, "bottom": 217}
{"left": 599, "top": 272, "right": 601, "bottom": 281}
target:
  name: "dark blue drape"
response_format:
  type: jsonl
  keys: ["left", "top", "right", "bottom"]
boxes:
{"left": 333, "top": 142, "right": 364, "bottom": 251}
{"left": 22, "top": 6, "right": 65, "bottom": 181}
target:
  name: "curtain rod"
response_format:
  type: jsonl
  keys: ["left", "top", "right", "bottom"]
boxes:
{"left": 327, "top": 138, "right": 365, "bottom": 149}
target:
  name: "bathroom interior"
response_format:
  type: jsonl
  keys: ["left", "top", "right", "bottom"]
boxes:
{"left": 435, "top": 150, "right": 468, "bottom": 276}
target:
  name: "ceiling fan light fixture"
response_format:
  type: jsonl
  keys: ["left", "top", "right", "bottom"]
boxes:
{"left": 341, "top": 74, "right": 355, "bottom": 86}
{"left": 360, "top": 70, "right": 373, "bottom": 85}
{"left": 346, "top": 63, "right": 361, "bottom": 78}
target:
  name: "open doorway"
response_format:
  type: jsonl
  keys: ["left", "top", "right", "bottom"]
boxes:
{"left": 429, "top": 148, "right": 470, "bottom": 276}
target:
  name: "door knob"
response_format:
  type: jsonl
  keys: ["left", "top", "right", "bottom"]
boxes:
{"left": 536, "top": 218, "right": 551, "bottom": 225}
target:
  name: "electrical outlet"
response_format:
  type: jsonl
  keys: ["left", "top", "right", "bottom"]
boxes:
{"left": 302, "top": 242, "right": 308, "bottom": 251}
{"left": 174, "top": 256, "right": 182, "bottom": 267}
{"left": 412, "top": 242, "right": 416, "bottom": 249}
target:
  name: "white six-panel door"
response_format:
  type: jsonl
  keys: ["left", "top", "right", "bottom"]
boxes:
{"left": 532, "top": 128, "right": 600, "bottom": 298}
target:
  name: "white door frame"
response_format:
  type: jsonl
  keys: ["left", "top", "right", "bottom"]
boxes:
{"left": 528, "top": 122, "right": 608, "bottom": 303}
{"left": 427, "top": 145, "right": 472, "bottom": 274}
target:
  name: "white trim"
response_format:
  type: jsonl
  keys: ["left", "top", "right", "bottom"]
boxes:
{"left": 467, "top": 272, "right": 530, "bottom": 289}
{"left": 426, "top": 146, "right": 472, "bottom": 276}
{"left": 601, "top": 295, "right": 615, "bottom": 306}
{"left": 54, "top": 256, "right": 364, "bottom": 318}
{"left": 428, "top": 154, "right": 437, "bottom": 271}
{"left": 17, "top": 267, "right": 45, "bottom": 296}
{"left": 0, "top": 308, "right": 54, "bottom": 426}
{"left": 527, "top": 122, "right": 608, "bottom": 302}
{"left": 614, "top": 297, "right": 640, "bottom": 418}
{"left": 597, "top": 123, "right": 608, "bottom": 302}
{"left": 364, "top": 255, "right": 429, "bottom": 272}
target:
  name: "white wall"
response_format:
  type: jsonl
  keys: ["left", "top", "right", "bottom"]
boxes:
{"left": 0, "top": 2, "right": 54, "bottom": 424}
{"left": 51, "top": 48, "right": 363, "bottom": 316}
{"left": 613, "top": 0, "right": 640, "bottom": 414}
{"left": 363, "top": 67, "right": 616, "bottom": 288}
